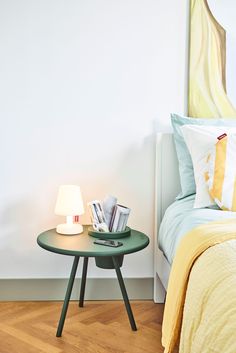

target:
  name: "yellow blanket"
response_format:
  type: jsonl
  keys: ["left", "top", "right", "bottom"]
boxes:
{"left": 162, "top": 218, "right": 236, "bottom": 353}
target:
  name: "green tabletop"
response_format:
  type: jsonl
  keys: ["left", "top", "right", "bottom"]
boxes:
{"left": 37, "top": 225, "right": 149, "bottom": 257}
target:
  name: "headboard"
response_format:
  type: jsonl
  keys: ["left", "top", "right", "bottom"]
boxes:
{"left": 155, "top": 133, "right": 181, "bottom": 232}
{"left": 154, "top": 133, "right": 181, "bottom": 299}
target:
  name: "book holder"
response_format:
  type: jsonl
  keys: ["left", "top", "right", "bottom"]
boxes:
{"left": 88, "top": 226, "right": 131, "bottom": 239}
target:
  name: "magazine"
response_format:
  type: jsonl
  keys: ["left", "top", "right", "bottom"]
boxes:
{"left": 88, "top": 196, "right": 130, "bottom": 232}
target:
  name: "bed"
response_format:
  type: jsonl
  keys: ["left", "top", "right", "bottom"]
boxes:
{"left": 154, "top": 131, "right": 236, "bottom": 353}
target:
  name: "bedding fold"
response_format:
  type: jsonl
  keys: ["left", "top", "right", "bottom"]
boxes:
{"left": 179, "top": 238, "right": 236, "bottom": 353}
{"left": 162, "top": 218, "right": 236, "bottom": 353}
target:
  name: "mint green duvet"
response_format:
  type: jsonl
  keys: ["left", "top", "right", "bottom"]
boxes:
{"left": 158, "top": 194, "right": 236, "bottom": 264}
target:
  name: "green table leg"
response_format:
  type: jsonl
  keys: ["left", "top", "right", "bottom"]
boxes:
{"left": 112, "top": 256, "right": 137, "bottom": 331}
{"left": 79, "top": 257, "right": 89, "bottom": 307}
{"left": 56, "top": 256, "right": 80, "bottom": 337}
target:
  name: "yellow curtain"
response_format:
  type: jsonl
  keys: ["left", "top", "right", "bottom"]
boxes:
{"left": 188, "top": 0, "right": 236, "bottom": 118}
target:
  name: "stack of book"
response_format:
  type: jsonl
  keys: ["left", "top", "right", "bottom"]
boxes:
{"left": 88, "top": 200, "right": 106, "bottom": 225}
{"left": 88, "top": 195, "right": 131, "bottom": 232}
{"left": 109, "top": 204, "right": 130, "bottom": 232}
{"left": 87, "top": 200, "right": 109, "bottom": 232}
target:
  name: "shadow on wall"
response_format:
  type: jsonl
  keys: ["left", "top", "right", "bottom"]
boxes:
{"left": 0, "top": 198, "right": 40, "bottom": 258}
{"left": 79, "top": 132, "right": 156, "bottom": 222}
{"left": 110, "top": 132, "right": 156, "bottom": 231}
{"left": 0, "top": 121, "right": 162, "bottom": 278}
{"left": 0, "top": 196, "right": 71, "bottom": 277}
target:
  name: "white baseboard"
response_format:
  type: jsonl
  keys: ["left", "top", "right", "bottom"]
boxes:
{"left": 0, "top": 278, "right": 153, "bottom": 301}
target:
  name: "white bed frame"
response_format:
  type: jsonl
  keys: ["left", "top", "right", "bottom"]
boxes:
{"left": 154, "top": 133, "right": 181, "bottom": 303}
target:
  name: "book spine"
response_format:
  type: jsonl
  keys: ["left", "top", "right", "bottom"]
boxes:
{"left": 109, "top": 205, "right": 117, "bottom": 232}
{"left": 123, "top": 213, "right": 129, "bottom": 229}
{"left": 117, "top": 213, "right": 124, "bottom": 232}
{"left": 111, "top": 208, "right": 121, "bottom": 232}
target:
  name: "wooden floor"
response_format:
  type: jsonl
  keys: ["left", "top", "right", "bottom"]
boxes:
{"left": 0, "top": 301, "right": 164, "bottom": 353}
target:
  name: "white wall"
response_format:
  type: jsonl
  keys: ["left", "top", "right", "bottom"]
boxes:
{"left": 0, "top": 0, "right": 188, "bottom": 279}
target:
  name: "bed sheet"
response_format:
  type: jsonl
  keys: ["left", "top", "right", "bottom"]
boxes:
{"left": 158, "top": 194, "right": 236, "bottom": 264}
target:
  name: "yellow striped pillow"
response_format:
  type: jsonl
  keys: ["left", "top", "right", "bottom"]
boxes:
{"left": 206, "top": 134, "right": 236, "bottom": 211}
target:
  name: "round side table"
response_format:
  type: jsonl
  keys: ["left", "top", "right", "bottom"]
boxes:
{"left": 37, "top": 225, "right": 149, "bottom": 337}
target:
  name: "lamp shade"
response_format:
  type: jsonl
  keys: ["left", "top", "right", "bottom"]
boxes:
{"left": 55, "top": 185, "right": 84, "bottom": 216}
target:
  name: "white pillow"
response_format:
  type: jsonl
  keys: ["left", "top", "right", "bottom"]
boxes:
{"left": 181, "top": 125, "right": 236, "bottom": 208}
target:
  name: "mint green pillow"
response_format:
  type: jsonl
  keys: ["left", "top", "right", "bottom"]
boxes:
{"left": 171, "top": 114, "right": 236, "bottom": 199}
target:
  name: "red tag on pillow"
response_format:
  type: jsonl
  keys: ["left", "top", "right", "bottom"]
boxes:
{"left": 217, "top": 133, "right": 227, "bottom": 140}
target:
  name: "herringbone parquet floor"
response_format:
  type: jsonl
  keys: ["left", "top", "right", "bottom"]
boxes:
{"left": 0, "top": 301, "right": 164, "bottom": 353}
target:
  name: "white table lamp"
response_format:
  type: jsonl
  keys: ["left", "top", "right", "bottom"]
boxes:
{"left": 55, "top": 185, "right": 84, "bottom": 235}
